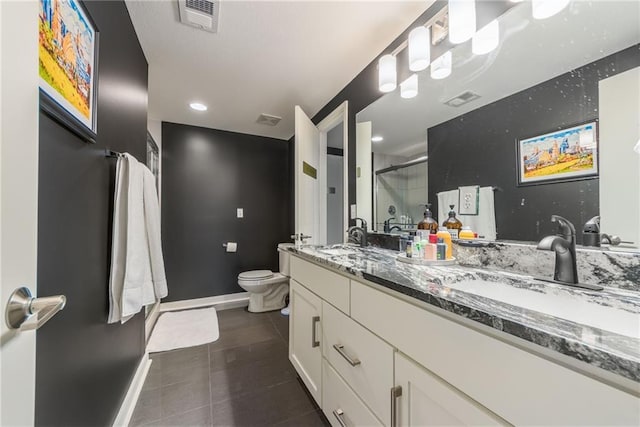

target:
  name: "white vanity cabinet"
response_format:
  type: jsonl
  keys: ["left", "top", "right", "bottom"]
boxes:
{"left": 289, "top": 279, "right": 323, "bottom": 404}
{"left": 288, "top": 254, "right": 640, "bottom": 427}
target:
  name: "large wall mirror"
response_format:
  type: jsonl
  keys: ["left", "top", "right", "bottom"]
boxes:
{"left": 356, "top": 0, "right": 640, "bottom": 250}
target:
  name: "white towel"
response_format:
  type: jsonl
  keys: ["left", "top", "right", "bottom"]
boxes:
{"left": 109, "top": 154, "right": 165, "bottom": 324}
{"left": 437, "top": 186, "right": 497, "bottom": 241}
{"left": 437, "top": 189, "right": 459, "bottom": 230}
{"left": 121, "top": 154, "right": 155, "bottom": 320}
{"left": 108, "top": 155, "right": 128, "bottom": 324}
{"left": 143, "top": 166, "right": 168, "bottom": 299}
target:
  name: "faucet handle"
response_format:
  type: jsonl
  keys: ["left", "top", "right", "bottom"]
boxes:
{"left": 550, "top": 215, "right": 576, "bottom": 238}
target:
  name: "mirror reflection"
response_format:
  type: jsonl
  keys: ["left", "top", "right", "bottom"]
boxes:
{"left": 356, "top": 0, "right": 640, "bottom": 249}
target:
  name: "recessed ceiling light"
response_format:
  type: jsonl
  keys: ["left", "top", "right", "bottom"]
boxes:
{"left": 372, "top": 136, "right": 384, "bottom": 142}
{"left": 189, "top": 102, "right": 207, "bottom": 111}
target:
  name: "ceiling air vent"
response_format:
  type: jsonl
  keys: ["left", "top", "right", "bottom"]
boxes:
{"left": 256, "top": 114, "right": 282, "bottom": 127}
{"left": 178, "top": 0, "right": 220, "bottom": 33}
{"left": 444, "top": 91, "right": 481, "bottom": 107}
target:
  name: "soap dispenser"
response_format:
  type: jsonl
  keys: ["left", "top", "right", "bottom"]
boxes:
{"left": 443, "top": 204, "right": 463, "bottom": 239}
{"left": 417, "top": 203, "right": 439, "bottom": 234}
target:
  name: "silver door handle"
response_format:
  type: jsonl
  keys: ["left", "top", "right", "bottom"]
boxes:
{"left": 333, "top": 409, "right": 347, "bottom": 427}
{"left": 5, "top": 287, "right": 66, "bottom": 331}
{"left": 390, "top": 385, "right": 403, "bottom": 427}
{"left": 311, "top": 315, "right": 320, "bottom": 348}
{"left": 333, "top": 344, "right": 361, "bottom": 366}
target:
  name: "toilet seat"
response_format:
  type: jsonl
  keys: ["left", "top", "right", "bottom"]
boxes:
{"left": 238, "top": 270, "right": 274, "bottom": 281}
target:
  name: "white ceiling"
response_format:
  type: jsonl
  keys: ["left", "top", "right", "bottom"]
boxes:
{"left": 125, "top": 0, "right": 432, "bottom": 140}
{"left": 357, "top": 0, "right": 640, "bottom": 157}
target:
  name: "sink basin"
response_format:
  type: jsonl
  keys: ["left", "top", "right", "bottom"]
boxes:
{"left": 445, "top": 279, "right": 640, "bottom": 338}
{"left": 319, "top": 248, "right": 359, "bottom": 257}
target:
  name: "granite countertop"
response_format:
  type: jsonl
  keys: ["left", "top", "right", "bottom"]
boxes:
{"left": 286, "top": 244, "right": 640, "bottom": 383}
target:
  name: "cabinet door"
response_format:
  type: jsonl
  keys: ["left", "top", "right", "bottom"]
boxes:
{"left": 289, "top": 279, "right": 323, "bottom": 405}
{"left": 394, "top": 352, "right": 506, "bottom": 427}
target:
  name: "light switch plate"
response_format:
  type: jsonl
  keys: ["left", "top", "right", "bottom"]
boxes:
{"left": 237, "top": 208, "right": 243, "bottom": 218}
{"left": 350, "top": 204, "right": 357, "bottom": 218}
{"left": 459, "top": 186, "right": 479, "bottom": 215}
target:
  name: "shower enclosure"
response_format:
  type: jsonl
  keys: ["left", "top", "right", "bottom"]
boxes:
{"left": 374, "top": 156, "right": 428, "bottom": 232}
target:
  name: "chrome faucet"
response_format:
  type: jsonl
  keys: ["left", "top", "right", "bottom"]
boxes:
{"left": 383, "top": 217, "right": 395, "bottom": 233}
{"left": 537, "top": 215, "right": 578, "bottom": 284}
{"left": 349, "top": 217, "right": 368, "bottom": 247}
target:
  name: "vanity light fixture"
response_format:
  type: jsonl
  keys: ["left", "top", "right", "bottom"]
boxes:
{"left": 408, "top": 27, "right": 431, "bottom": 72}
{"left": 189, "top": 102, "right": 207, "bottom": 111}
{"left": 532, "top": 0, "right": 570, "bottom": 19}
{"left": 472, "top": 19, "right": 499, "bottom": 55}
{"left": 371, "top": 136, "right": 384, "bottom": 142}
{"left": 378, "top": 54, "right": 397, "bottom": 93}
{"left": 431, "top": 51, "right": 452, "bottom": 80}
{"left": 400, "top": 74, "right": 419, "bottom": 99}
{"left": 448, "top": 0, "right": 476, "bottom": 44}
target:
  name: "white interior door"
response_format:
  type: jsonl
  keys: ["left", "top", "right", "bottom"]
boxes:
{"left": 295, "top": 106, "right": 323, "bottom": 245}
{"left": 0, "top": 1, "right": 39, "bottom": 425}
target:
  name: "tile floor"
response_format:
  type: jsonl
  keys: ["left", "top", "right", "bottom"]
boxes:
{"left": 131, "top": 307, "right": 331, "bottom": 426}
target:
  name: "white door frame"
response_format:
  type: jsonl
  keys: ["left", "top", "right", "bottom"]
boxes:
{"left": 317, "top": 101, "right": 349, "bottom": 243}
{"left": 0, "top": 1, "right": 40, "bottom": 425}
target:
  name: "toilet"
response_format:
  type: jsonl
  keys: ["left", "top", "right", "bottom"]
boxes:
{"left": 237, "top": 243, "right": 293, "bottom": 313}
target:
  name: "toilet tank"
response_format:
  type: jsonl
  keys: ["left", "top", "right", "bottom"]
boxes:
{"left": 277, "top": 243, "right": 294, "bottom": 276}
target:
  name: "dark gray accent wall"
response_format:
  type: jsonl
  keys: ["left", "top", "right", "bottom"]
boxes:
{"left": 36, "top": 1, "right": 148, "bottom": 425}
{"left": 427, "top": 45, "right": 640, "bottom": 243}
{"left": 161, "top": 122, "right": 291, "bottom": 302}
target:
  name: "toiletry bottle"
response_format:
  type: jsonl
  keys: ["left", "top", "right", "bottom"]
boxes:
{"left": 417, "top": 203, "right": 439, "bottom": 234}
{"left": 406, "top": 241, "right": 413, "bottom": 258}
{"left": 413, "top": 236, "right": 422, "bottom": 259}
{"left": 459, "top": 226, "right": 475, "bottom": 240}
{"left": 425, "top": 234, "right": 438, "bottom": 260}
{"left": 443, "top": 204, "right": 463, "bottom": 239}
{"left": 421, "top": 238, "right": 428, "bottom": 259}
{"left": 436, "top": 238, "right": 447, "bottom": 260}
{"left": 436, "top": 227, "right": 453, "bottom": 260}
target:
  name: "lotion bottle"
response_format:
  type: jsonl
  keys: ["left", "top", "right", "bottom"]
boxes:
{"left": 436, "top": 227, "right": 453, "bottom": 260}
{"left": 443, "top": 204, "right": 463, "bottom": 239}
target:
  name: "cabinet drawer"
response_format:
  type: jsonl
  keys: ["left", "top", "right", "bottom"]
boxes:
{"left": 322, "top": 359, "right": 383, "bottom": 427}
{"left": 290, "top": 256, "right": 350, "bottom": 314}
{"left": 322, "top": 301, "right": 394, "bottom": 425}
{"left": 351, "top": 280, "right": 640, "bottom": 426}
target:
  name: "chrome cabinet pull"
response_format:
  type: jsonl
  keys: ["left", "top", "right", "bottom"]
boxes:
{"left": 333, "top": 409, "right": 347, "bottom": 427}
{"left": 390, "top": 385, "right": 403, "bottom": 427}
{"left": 5, "top": 287, "right": 66, "bottom": 331}
{"left": 333, "top": 344, "right": 361, "bottom": 366}
{"left": 311, "top": 316, "right": 320, "bottom": 348}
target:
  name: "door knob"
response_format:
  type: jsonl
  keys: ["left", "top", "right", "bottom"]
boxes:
{"left": 5, "top": 287, "right": 66, "bottom": 331}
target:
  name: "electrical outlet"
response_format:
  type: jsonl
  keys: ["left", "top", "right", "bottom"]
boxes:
{"left": 459, "top": 186, "right": 479, "bottom": 215}
{"left": 237, "top": 208, "right": 243, "bottom": 218}
{"left": 350, "top": 204, "right": 357, "bottom": 218}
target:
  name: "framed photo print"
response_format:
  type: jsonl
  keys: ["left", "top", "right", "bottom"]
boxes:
{"left": 516, "top": 121, "right": 598, "bottom": 186}
{"left": 39, "top": 0, "right": 98, "bottom": 143}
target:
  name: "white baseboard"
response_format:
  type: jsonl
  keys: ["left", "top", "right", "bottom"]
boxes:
{"left": 113, "top": 353, "right": 152, "bottom": 427}
{"left": 159, "top": 292, "right": 249, "bottom": 313}
{"left": 145, "top": 301, "right": 161, "bottom": 343}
